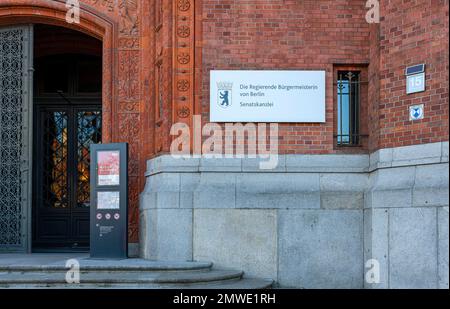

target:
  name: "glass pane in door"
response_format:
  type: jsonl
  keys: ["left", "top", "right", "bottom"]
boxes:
{"left": 76, "top": 110, "right": 102, "bottom": 208}
{"left": 41, "top": 111, "right": 69, "bottom": 209}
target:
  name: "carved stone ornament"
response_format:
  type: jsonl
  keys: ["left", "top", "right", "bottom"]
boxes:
{"left": 177, "top": 79, "right": 190, "bottom": 92}
{"left": 177, "top": 52, "right": 190, "bottom": 64}
{"left": 177, "top": 25, "right": 190, "bottom": 38}
{"left": 177, "top": 0, "right": 191, "bottom": 11}
{"left": 177, "top": 106, "right": 191, "bottom": 118}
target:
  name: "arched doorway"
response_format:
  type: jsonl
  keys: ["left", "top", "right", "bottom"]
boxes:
{"left": 0, "top": 0, "right": 116, "bottom": 253}
{"left": 0, "top": 25, "right": 111, "bottom": 254}
{"left": 32, "top": 24, "right": 102, "bottom": 251}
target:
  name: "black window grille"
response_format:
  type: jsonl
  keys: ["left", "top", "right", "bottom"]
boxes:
{"left": 336, "top": 71, "right": 361, "bottom": 146}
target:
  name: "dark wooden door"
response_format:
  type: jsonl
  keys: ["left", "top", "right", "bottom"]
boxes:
{"left": 34, "top": 105, "right": 101, "bottom": 250}
{"left": 32, "top": 53, "right": 102, "bottom": 251}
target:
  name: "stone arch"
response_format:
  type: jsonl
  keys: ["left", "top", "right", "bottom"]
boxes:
{"left": 0, "top": 0, "right": 119, "bottom": 252}
{"left": 0, "top": 0, "right": 118, "bottom": 142}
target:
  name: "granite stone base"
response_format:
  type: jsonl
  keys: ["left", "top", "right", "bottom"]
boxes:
{"left": 140, "top": 142, "right": 449, "bottom": 289}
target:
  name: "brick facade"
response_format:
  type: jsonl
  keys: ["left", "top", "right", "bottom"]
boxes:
{"left": 200, "top": 0, "right": 448, "bottom": 153}
{"left": 374, "top": 0, "right": 449, "bottom": 149}
{"left": 201, "top": 0, "right": 371, "bottom": 154}
{"left": 0, "top": 0, "right": 448, "bottom": 244}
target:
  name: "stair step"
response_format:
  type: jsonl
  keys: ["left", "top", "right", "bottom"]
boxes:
{"left": 0, "top": 269, "right": 243, "bottom": 285}
{"left": 0, "top": 278, "right": 273, "bottom": 289}
{"left": 0, "top": 254, "right": 273, "bottom": 289}
{"left": 177, "top": 278, "right": 274, "bottom": 289}
{"left": 0, "top": 258, "right": 213, "bottom": 272}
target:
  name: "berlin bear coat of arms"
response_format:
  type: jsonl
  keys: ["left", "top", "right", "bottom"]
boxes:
{"left": 217, "top": 82, "right": 233, "bottom": 108}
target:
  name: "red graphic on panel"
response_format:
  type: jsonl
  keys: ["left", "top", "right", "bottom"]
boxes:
{"left": 97, "top": 151, "right": 120, "bottom": 186}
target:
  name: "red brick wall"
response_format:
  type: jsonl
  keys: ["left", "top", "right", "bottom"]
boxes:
{"left": 368, "top": 22, "right": 381, "bottom": 152}
{"left": 201, "top": 0, "right": 371, "bottom": 154}
{"left": 376, "top": 0, "right": 449, "bottom": 148}
{"left": 200, "top": 0, "right": 449, "bottom": 154}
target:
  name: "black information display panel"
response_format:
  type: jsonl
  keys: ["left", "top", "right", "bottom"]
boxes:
{"left": 90, "top": 143, "right": 128, "bottom": 259}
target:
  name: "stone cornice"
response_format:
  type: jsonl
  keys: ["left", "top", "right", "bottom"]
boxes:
{"left": 145, "top": 142, "right": 449, "bottom": 176}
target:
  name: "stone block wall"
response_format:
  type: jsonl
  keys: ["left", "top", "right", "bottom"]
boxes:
{"left": 140, "top": 142, "right": 449, "bottom": 289}
{"left": 365, "top": 141, "right": 449, "bottom": 289}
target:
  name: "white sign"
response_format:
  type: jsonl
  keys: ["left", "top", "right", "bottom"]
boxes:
{"left": 407, "top": 73, "right": 425, "bottom": 94}
{"left": 210, "top": 70, "right": 326, "bottom": 123}
{"left": 97, "top": 191, "right": 120, "bottom": 210}
{"left": 409, "top": 104, "right": 424, "bottom": 121}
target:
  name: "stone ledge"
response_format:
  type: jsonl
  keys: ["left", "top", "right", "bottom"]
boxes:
{"left": 146, "top": 154, "right": 369, "bottom": 175}
{"left": 141, "top": 172, "right": 371, "bottom": 210}
{"left": 369, "top": 142, "right": 448, "bottom": 171}
{"left": 142, "top": 143, "right": 449, "bottom": 211}
{"left": 140, "top": 166, "right": 448, "bottom": 210}
{"left": 145, "top": 142, "right": 449, "bottom": 176}
{"left": 365, "top": 163, "right": 449, "bottom": 208}
{"left": 146, "top": 156, "right": 200, "bottom": 176}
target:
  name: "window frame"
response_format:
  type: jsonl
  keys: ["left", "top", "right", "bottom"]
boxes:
{"left": 333, "top": 65, "right": 369, "bottom": 150}
{"left": 337, "top": 70, "right": 360, "bottom": 146}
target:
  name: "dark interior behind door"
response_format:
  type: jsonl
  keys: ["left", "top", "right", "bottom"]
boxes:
{"left": 33, "top": 53, "right": 102, "bottom": 251}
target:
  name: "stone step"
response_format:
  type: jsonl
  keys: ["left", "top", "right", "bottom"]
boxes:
{"left": 0, "top": 278, "right": 274, "bottom": 289}
{"left": 181, "top": 278, "right": 274, "bottom": 290}
{"left": 0, "top": 269, "right": 243, "bottom": 285}
{"left": 0, "top": 259, "right": 213, "bottom": 273}
{"left": 0, "top": 255, "right": 273, "bottom": 289}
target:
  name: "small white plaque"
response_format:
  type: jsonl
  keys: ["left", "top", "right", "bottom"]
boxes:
{"left": 409, "top": 104, "right": 424, "bottom": 121}
{"left": 406, "top": 73, "right": 425, "bottom": 94}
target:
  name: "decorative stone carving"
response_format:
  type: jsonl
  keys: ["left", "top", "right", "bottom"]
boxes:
{"left": 178, "top": 0, "right": 191, "bottom": 11}
{"left": 154, "top": 0, "right": 163, "bottom": 32}
{"left": 88, "top": 0, "right": 115, "bottom": 12}
{"left": 118, "top": 50, "right": 139, "bottom": 101}
{"left": 177, "top": 25, "right": 190, "bottom": 38}
{"left": 177, "top": 106, "right": 191, "bottom": 118}
{"left": 127, "top": 176, "right": 140, "bottom": 241}
{"left": 119, "top": 101, "right": 139, "bottom": 113}
{"left": 119, "top": 38, "right": 139, "bottom": 49}
{"left": 172, "top": 0, "right": 195, "bottom": 128}
{"left": 119, "top": 0, "right": 139, "bottom": 36}
{"left": 118, "top": 113, "right": 140, "bottom": 140}
{"left": 177, "top": 79, "right": 190, "bottom": 92}
{"left": 177, "top": 52, "right": 190, "bottom": 64}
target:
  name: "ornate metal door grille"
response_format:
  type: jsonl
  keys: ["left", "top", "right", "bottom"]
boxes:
{"left": 0, "top": 26, "right": 33, "bottom": 251}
